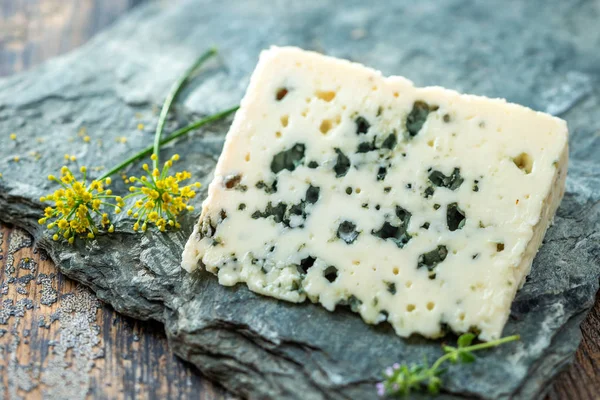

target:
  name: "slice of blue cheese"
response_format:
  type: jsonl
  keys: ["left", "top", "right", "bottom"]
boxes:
{"left": 182, "top": 46, "right": 568, "bottom": 341}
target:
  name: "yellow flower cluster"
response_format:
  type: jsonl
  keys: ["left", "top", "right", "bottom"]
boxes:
{"left": 39, "top": 166, "right": 124, "bottom": 243}
{"left": 125, "top": 154, "right": 200, "bottom": 232}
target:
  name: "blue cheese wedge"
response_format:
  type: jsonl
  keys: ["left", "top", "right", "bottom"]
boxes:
{"left": 182, "top": 46, "right": 568, "bottom": 341}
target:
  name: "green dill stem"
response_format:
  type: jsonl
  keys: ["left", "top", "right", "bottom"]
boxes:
{"left": 98, "top": 105, "right": 239, "bottom": 180}
{"left": 430, "top": 334, "right": 520, "bottom": 373}
{"left": 153, "top": 48, "right": 218, "bottom": 170}
{"left": 460, "top": 334, "right": 520, "bottom": 352}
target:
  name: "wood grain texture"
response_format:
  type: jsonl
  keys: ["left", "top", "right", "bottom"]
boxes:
{"left": 547, "top": 293, "right": 600, "bottom": 400}
{"left": 0, "top": 223, "right": 230, "bottom": 400}
{"left": 0, "top": 0, "right": 146, "bottom": 76}
{"left": 0, "top": 1, "right": 597, "bottom": 399}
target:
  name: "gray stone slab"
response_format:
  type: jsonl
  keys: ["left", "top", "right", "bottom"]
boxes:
{"left": 0, "top": 1, "right": 599, "bottom": 399}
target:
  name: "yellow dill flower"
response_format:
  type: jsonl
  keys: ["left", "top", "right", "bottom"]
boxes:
{"left": 10, "top": 133, "right": 16, "bottom": 140}
{"left": 83, "top": 135, "right": 91, "bottom": 143}
{"left": 125, "top": 154, "right": 200, "bottom": 232}
{"left": 137, "top": 123, "right": 145, "bottom": 131}
{"left": 39, "top": 165, "right": 121, "bottom": 243}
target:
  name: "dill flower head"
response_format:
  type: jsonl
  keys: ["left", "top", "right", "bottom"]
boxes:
{"left": 125, "top": 154, "right": 200, "bottom": 232}
{"left": 39, "top": 166, "right": 124, "bottom": 243}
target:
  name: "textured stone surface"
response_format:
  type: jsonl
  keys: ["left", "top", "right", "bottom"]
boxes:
{"left": 0, "top": 0, "right": 599, "bottom": 399}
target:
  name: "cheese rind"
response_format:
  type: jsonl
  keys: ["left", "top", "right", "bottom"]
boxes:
{"left": 182, "top": 46, "right": 568, "bottom": 341}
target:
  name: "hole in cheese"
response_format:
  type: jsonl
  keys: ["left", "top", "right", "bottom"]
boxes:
{"left": 276, "top": 88, "right": 289, "bottom": 101}
{"left": 315, "top": 90, "right": 336, "bottom": 102}
{"left": 513, "top": 152, "right": 533, "bottom": 174}
{"left": 320, "top": 119, "right": 333, "bottom": 134}
{"left": 324, "top": 266, "right": 338, "bottom": 282}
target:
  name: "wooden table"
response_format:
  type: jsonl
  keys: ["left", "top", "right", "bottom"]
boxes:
{"left": 0, "top": 1, "right": 597, "bottom": 399}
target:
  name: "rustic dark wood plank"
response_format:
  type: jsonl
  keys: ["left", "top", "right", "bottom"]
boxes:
{"left": 0, "top": 1, "right": 597, "bottom": 399}
{"left": 0, "top": 223, "right": 230, "bottom": 399}
{"left": 0, "top": 0, "right": 145, "bottom": 76}
{"left": 546, "top": 291, "right": 600, "bottom": 400}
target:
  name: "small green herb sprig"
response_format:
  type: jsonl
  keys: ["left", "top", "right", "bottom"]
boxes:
{"left": 377, "top": 333, "right": 520, "bottom": 397}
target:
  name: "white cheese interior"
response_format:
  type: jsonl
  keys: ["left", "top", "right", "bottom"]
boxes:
{"left": 182, "top": 46, "right": 568, "bottom": 341}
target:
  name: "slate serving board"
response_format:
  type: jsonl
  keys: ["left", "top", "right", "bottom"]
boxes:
{"left": 0, "top": 0, "right": 599, "bottom": 399}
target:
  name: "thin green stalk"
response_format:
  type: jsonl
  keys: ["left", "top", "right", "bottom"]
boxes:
{"left": 153, "top": 48, "right": 218, "bottom": 170}
{"left": 430, "top": 334, "right": 520, "bottom": 372}
{"left": 457, "top": 334, "right": 520, "bottom": 352}
{"left": 98, "top": 105, "right": 238, "bottom": 180}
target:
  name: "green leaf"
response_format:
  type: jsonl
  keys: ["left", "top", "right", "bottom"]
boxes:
{"left": 457, "top": 333, "right": 476, "bottom": 348}
{"left": 458, "top": 351, "right": 476, "bottom": 363}
{"left": 427, "top": 376, "right": 442, "bottom": 394}
{"left": 443, "top": 345, "right": 457, "bottom": 354}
